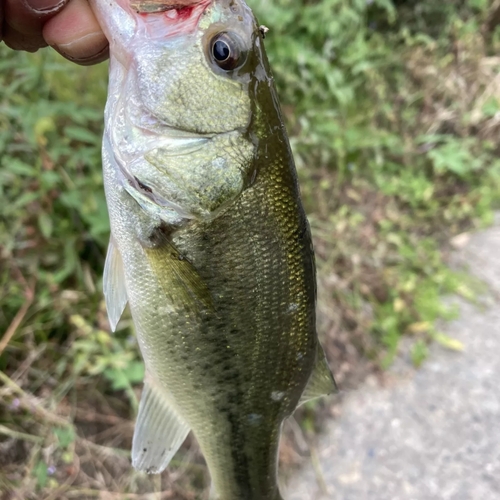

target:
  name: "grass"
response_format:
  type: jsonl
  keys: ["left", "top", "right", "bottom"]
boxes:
{"left": 1, "top": 0, "right": 500, "bottom": 497}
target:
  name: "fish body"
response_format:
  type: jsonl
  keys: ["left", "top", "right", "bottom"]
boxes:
{"left": 90, "top": 1, "right": 336, "bottom": 498}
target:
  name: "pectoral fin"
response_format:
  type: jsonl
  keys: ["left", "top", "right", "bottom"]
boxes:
{"left": 299, "top": 343, "right": 337, "bottom": 406}
{"left": 132, "top": 374, "right": 190, "bottom": 474}
{"left": 103, "top": 238, "right": 128, "bottom": 332}
{"left": 144, "top": 241, "right": 214, "bottom": 314}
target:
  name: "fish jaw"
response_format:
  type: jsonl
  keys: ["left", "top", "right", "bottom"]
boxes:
{"left": 91, "top": 1, "right": 232, "bottom": 52}
{"left": 130, "top": 0, "right": 202, "bottom": 13}
{"left": 90, "top": 1, "right": 211, "bottom": 35}
{"left": 126, "top": 0, "right": 213, "bottom": 40}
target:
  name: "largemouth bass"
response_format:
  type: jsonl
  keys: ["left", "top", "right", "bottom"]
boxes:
{"left": 90, "top": 0, "right": 336, "bottom": 498}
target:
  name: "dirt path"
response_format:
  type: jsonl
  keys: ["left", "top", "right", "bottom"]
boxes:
{"left": 285, "top": 216, "right": 500, "bottom": 500}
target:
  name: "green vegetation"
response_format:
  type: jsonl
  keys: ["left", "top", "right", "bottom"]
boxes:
{"left": 1, "top": 0, "right": 499, "bottom": 497}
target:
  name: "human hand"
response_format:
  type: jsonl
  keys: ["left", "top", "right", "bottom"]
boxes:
{"left": 0, "top": 0, "right": 108, "bottom": 65}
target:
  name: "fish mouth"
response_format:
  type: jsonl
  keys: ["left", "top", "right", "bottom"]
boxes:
{"left": 127, "top": 0, "right": 213, "bottom": 38}
{"left": 130, "top": 0, "right": 205, "bottom": 13}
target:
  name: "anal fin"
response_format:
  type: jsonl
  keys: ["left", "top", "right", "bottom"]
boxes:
{"left": 299, "top": 342, "right": 337, "bottom": 406}
{"left": 132, "top": 375, "right": 190, "bottom": 474}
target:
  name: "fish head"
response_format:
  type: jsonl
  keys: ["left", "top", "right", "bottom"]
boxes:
{"left": 94, "top": 0, "right": 277, "bottom": 221}
{"left": 102, "top": 0, "right": 263, "bottom": 134}
{"left": 134, "top": 0, "right": 257, "bottom": 135}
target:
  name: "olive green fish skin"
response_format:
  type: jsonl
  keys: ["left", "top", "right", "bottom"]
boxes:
{"left": 167, "top": 77, "right": 317, "bottom": 500}
{"left": 140, "top": 52, "right": 316, "bottom": 499}
{"left": 95, "top": 1, "right": 324, "bottom": 498}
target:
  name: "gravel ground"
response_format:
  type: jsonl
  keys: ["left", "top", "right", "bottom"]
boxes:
{"left": 285, "top": 216, "right": 500, "bottom": 500}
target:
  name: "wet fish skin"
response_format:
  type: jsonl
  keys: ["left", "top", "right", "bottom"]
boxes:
{"left": 90, "top": 1, "right": 336, "bottom": 499}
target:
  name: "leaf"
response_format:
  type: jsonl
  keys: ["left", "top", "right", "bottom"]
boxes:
{"left": 33, "top": 460, "right": 48, "bottom": 489}
{"left": 54, "top": 427, "right": 75, "bottom": 448}
{"left": 38, "top": 212, "right": 53, "bottom": 239}
{"left": 64, "top": 126, "right": 99, "bottom": 145}
{"left": 433, "top": 332, "right": 465, "bottom": 352}
{"left": 4, "top": 158, "right": 35, "bottom": 176}
{"left": 126, "top": 361, "right": 145, "bottom": 385}
{"left": 467, "top": 0, "right": 489, "bottom": 11}
{"left": 411, "top": 340, "right": 428, "bottom": 367}
{"left": 104, "top": 368, "right": 130, "bottom": 391}
{"left": 104, "top": 362, "right": 145, "bottom": 390}
{"left": 13, "top": 191, "right": 38, "bottom": 209}
{"left": 408, "top": 321, "right": 431, "bottom": 334}
{"left": 481, "top": 97, "right": 500, "bottom": 118}
{"left": 34, "top": 117, "right": 56, "bottom": 146}
{"left": 59, "top": 191, "right": 81, "bottom": 209}
{"left": 40, "top": 170, "right": 60, "bottom": 189}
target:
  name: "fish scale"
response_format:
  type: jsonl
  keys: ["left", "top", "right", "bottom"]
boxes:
{"left": 90, "top": 0, "right": 336, "bottom": 498}
{"left": 153, "top": 151, "right": 316, "bottom": 499}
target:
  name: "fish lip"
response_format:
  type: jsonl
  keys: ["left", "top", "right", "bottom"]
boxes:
{"left": 130, "top": 0, "right": 203, "bottom": 13}
{"left": 126, "top": 0, "right": 214, "bottom": 38}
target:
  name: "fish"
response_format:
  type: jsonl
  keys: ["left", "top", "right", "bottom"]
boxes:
{"left": 89, "top": 0, "right": 336, "bottom": 498}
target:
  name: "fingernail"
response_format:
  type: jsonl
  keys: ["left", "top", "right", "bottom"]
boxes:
{"left": 54, "top": 42, "right": 109, "bottom": 66}
{"left": 54, "top": 31, "right": 107, "bottom": 58}
{"left": 24, "top": 0, "right": 68, "bottom": 14}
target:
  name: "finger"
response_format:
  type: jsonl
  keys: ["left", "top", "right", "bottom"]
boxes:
{"left": 43, "top": 0, "right": 109, "bottom": 65}
{"left": 2, "top": 22, "right": 48, "bottom": 52}
{"left": 5, "top": 0, "right": 68, "bottom": 36}
{"left": 0, "top": 2, "right": 4, "bottom": 43}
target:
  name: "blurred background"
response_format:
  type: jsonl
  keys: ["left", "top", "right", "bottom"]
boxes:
{"left": 1, "top": 0, "right": 500, "bottom": 498}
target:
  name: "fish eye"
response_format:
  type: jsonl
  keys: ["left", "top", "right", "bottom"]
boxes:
{"left": 209, "top": 32, "right": 247, "bottom": 71}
